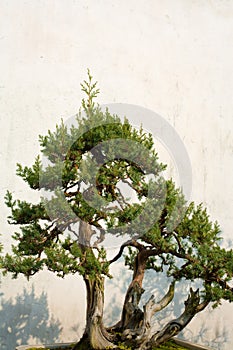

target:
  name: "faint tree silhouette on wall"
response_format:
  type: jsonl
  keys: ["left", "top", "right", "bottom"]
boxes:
{"left": 0, "top": 286, "right": 62, "bottom": 350}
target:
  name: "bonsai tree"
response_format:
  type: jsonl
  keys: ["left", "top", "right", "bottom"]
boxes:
{"left": 2, "top": 71, "right": 233, "bottom": 350}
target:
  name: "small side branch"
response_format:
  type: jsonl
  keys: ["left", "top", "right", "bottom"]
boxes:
{"left": 108, "top": 238, "right": 143, "bottom": 265}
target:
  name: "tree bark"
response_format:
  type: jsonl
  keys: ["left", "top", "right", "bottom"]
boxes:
{"left": 83, "top": 276, "right": 115, "bottom": 349}
{"left": 121, "top": 248, "right": 150, "bottom": 330}
{"left": 137, "top": 288, "right": 209, "bottom": 350}
{"left": 72, "top": 221, "right": 115, "bottom": 350}
{"left": 135, "top": 281, "right": 175, "bottom": 344}
{"left": 120, "top": 247, "right": 162, "bottom": 332}
{"left": 72, "top": 275, "right": 115, "bottom": 350}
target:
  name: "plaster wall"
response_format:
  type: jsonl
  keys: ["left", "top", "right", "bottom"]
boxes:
{"left": 0, "top": 1, "right": 233, "bottom": 349}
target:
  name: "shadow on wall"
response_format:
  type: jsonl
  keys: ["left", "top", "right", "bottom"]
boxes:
{"left": 104, "top": 261, "right": 229, "bottom": 350}
{"left": 0, "top": 286, "right": 62, "bottom": 350}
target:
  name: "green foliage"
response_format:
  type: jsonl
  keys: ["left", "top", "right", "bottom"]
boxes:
{"left": 16, "top": 155, "right": 42, "bottom": 190}
{"left": 2, "top": 253, "right": 44, "bottom": 279}
{"left": 5, "top": 191, "right": 48, "bottom": 224}
{"left": 81, "top": 68, "right": 100, "bottom": 112}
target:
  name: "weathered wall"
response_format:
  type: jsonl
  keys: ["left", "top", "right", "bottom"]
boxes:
{"left": 0, "top": 1, "right": 233, "bottom": 349}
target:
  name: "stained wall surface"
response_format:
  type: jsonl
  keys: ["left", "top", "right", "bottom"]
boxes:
{"left": 0, "top": 1, "right": 233, "bottom": 349}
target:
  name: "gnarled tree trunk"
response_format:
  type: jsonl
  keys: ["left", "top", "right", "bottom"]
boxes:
{"left": 83, "top": 276, "right": 115, "bottom": 349}
{"left": 73, "top": 222, "right": 115, "bottom": 350}
{"left": 120, "top": 246, "right": 159, "bottom": 333}
{"left": 72, "top": 274, "right": 115, "bottom": 350}
{"left": 136, "top": 288, "right": 209, "bottom": 350}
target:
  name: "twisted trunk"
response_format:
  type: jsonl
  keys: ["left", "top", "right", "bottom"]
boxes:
{"left": 137, "top": 288, "right": 209, "bottom": 350}
{"left": 73, "top": 275, "right": 115, "bottom": 350}
{"left": 135, "top": 281, "right": 175, "bottom": 345}
{"left": 83, "top": 276, "right": 115, "bottom": 349}
{"left": 121, "top": 247, "right": 150, "bottom": 331}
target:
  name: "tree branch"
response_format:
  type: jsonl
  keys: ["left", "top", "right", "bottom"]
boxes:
{"left": 108, "top": 238, "right": 143, "bottom": 265}
{"left": 136, "top": 280, "right": 175, "bottom": 343}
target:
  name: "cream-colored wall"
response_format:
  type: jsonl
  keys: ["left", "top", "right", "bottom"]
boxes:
{"left": 0, "top": 1, "right": 233, "bottom": 349}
